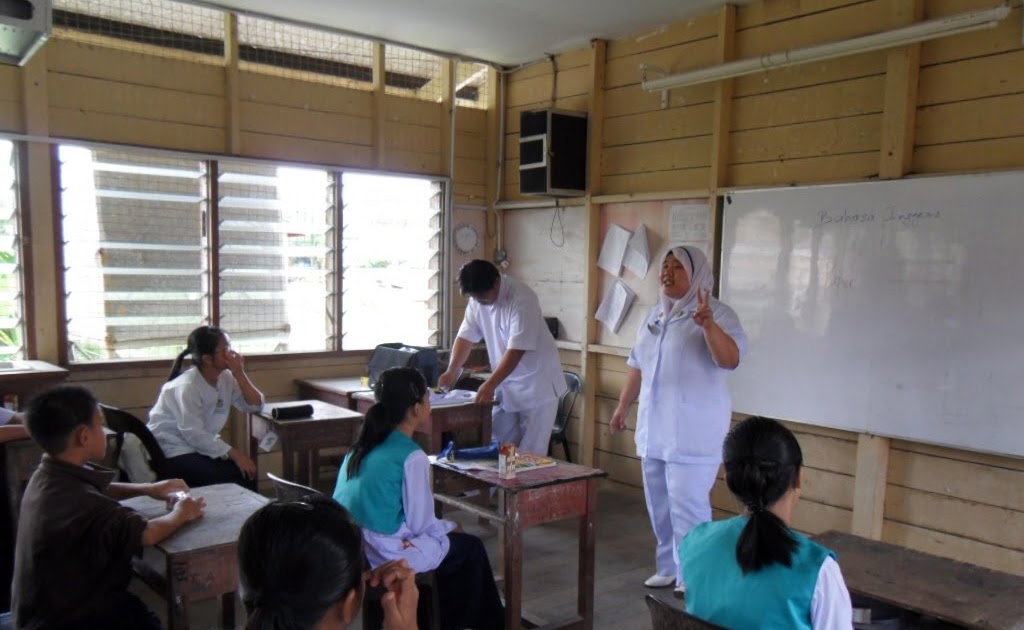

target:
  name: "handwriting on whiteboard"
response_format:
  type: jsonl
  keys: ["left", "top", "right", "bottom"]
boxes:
{"left": 818, "top": 207, "right": 942, "bottom": 228}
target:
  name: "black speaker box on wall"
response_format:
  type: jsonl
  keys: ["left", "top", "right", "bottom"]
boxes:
{"left": 519, "top": 109, "right": 587, "bottom": 197}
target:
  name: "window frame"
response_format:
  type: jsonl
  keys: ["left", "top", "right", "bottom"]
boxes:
{"left": 48, "top": 139, "right": 450, "bottom": 368}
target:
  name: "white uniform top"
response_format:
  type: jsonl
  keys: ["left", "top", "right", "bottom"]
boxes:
{"left": 812, "top": 558, "right": 855, "bottom": 630}
{"left": 0, "top": 408, "right": 14, "bottom": 425}
{"left": 627, "top": 298, "right": 747, "bottom": 463}
{"left": 148, "top": 367, "right": 264, "bottom": 459}
{"left": 361, "top": 450, "right": 457, "bottom": 573}
{"left": 457, "top": 274, "right": 567, "bottom": 412}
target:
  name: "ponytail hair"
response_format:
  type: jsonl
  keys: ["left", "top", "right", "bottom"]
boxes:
{"left": 168, "top": 325, "right": 227, "bottom": 382}
{"left": 345, "top": 366, "right": 427, "bottom": 478}
{"left": 239, "top": 496, "right": 363, "bottom": 630}
{"left": 723, "top": 416, "right": 803, "bottom": 574}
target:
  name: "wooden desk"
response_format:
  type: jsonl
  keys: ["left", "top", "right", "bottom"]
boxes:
{"left": 295, "top": 377, "right": 371, "bottom": 410}
{"left": 352, "top": 391, "right": 492, "bottom": 454}
{"left": 432, "top": 460, "right": 607, "bottom": 630}
{"left": 247, "top": 400, "right": 363, "bottom": 487}
{"left": 123, "top": 483, "right": 270, "bottom": 630}
{"left": 814, "top": 530, "right": 1024, "bottom": 630}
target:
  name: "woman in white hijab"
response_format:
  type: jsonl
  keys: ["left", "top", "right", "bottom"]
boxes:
{"left": 610, "top": 245, "right": 747, "bottom": 595}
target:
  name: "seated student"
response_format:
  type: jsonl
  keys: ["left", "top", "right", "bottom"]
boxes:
{"left": 239, "top": 496, "right": 419, "bottom": 630}
{"left": 333, "top": 367, "right": 504, "bottom": 630}
{"left": 680, "top": 416, "right": 853, "bottom": 630}
{"left": 0, "top": 407, "right": 28, "bottom": 443}
{"left": 11, "top": 385, "right": 205, "bottom": 630}
{"left": 148, "top": 325, "right": 263, "bottom": 489}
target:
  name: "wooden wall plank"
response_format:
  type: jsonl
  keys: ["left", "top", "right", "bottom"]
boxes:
{"left": 728, "top": 151, "right": 879, "bottom": 187}
{"left": 604, "top": 83, "right": 716, "bottom": 119}
{"left": 49, "top": 73, "right": 225, "bottom": 127}
{"left": 603, "top": 103, "right": 715, "bottom": 146}
{"left": 383, "top": 150, "right": 442, "bottom": 175}
{"left": 735, "top": 0, "right": 890, "bottom": 58}
{"left": 603, "top": 136, "right": 712, "bottom": 175}
{"left": 888, "top": 448, "right": 1024, "bottom": 510}
{"left": 605, "top": 38, "right": 718, "bottom": 89}
{"left": 0, "top": 66, "right": 21, "bottom": 100}
{"left": 884, "top": 485, "right": 1024, "bottom": 552}
{"left": 49, "top": 108, "right": 225, "bottom": 153}
{"left": 384, "top": 121, "right": 443, "bottom": 153}
{"left": 384, "top": 95, "right": 441, "bottom": 127}
{"left": 917, "top": 49, "right": 1024, "bottom": 106}
{"left": 239, "top": 132, "right": 373, "bottom": 168}
{"left": 730, "top": 114, "right": 881, "bottom": 163}
{"left": 736, "top": 0, "right": 864, "bottom": 29}
{"left": 606, "top": 13, "right": 717, "bottom": 59}
{"left": 47, "top": 38, "right": 224, "bottom": 96}
{"left": 918, "top": 3, "right": 1022, "bottom": 66}
{"left": 240, "top": 71, "right": 373, "bottom": 117}
{"left": 915, "top": 94, "right": 1024, "bottom": 146}
{"left": 601, "top": 169, "right": 713, "bottom": 196}
{"left": 912, "top": 137, "right": 1024, "bottom": 174}
{"left": 239, "top": 101, "right": 372, "bottom": 146}
{"left": 732, "top": 75, "right": 885, "bottom": 131}
{"left": 883, "top": 521, "right": 1024, "bottom": 577}
{"left": 506, "top": 66, "right": 591, "bottom": 109}
{"left": 0, "top": 102, "right": 23, "bottom": 133}
{"left": 508, "top": 48, "right": 592, "bottom": 82}
{"left": 732, "top": 53, "right": 886, "bottom": 98}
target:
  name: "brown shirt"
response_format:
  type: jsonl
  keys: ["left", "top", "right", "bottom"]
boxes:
{"left": 11, "top": 456, "right": 147, "bottom": 630}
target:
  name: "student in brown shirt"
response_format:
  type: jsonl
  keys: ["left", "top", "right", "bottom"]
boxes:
{"left": 11, "top": 385, "right": 205, "bottom": 630}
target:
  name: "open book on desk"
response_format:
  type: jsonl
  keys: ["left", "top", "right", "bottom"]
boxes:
{"left": 436, "top": 452, "right": 558, "bottom": 473}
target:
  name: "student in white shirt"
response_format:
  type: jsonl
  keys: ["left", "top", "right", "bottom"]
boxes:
{"left": 439, "top": 260, "right": 566, "bottom": 455}
{"left": 148, "top": 326, "right": 263, "bottom": 489}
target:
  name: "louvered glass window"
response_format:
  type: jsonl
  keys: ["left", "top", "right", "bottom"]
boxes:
{"left": 0, "top": 141, "right": 25, "bottom": 360}
{"left": 59, "top": 146, "right": 208, "bottom": 361}
{"left": 341, "top": 173, "right": 442, "bottom": 350}
{"left": 217, "top": 162, "right": 336, "bottom": 353}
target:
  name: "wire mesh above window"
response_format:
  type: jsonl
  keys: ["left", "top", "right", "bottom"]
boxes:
{"left": 456, "top": 61, "right": 488, "bottom": 108}
{"left": 385, "top": 45, "right": 444, "bottom": 102}
{"left": 238, "top": 15, "right": 375, "bottom": 88}
{"left": 52, "top": 0, "right": 225, "bottom": 61}
{"left": 59, "top": 145, "right": 210, "bottom": 362}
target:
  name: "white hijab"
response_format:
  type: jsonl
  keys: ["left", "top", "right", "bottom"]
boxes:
{"left": 657, "top": 245, "right": 714, "bottom": 322}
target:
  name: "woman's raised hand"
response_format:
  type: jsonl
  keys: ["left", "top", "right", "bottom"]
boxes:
{"left": 692, "top": 288, "right": 715, "bottom": 330}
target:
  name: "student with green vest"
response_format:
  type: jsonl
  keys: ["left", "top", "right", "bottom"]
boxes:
{"left": 333, "top": 367, "right": 504, "bottom": 630}
{"left": 680, "top": 417, "right": 853, "bottom": 629}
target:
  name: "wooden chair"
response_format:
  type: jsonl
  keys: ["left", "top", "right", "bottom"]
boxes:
{"left": 645, "top": 594, "right": 728, "bottom": 630}
{"left": 100, "top": 404, "right": 172, "bottom": 481}
{"left": 549, "top": 371, "right": 581, "bottom": 462}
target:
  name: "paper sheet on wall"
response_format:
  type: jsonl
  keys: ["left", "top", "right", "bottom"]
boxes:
{"left": 597, "top": 224, "right": 632, "bottom": 275}
{"left": 595, "top": 279, "right": 637, "bottom": 333}
{"left": 669, "top": 204, "right": 709, "bottom": 249}
{"left": 623, "top": 223, "right": 650, "bottom": 279}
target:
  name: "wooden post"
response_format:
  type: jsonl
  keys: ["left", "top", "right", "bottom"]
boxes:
{"left": 371, "top": 43, "right": 386, "bottom": 169}
{"left": 579, "top": 39, "right": 606, "bottom": 467}
{"left": 21, "top": 48, "right": 60, "bottom": 363}
{"left": 708, "top": 4, "right": 736, "bottom": 192}
{"left": 224, "top": 13, "right": 241, "bottom": 155}
{"left": 440, "top": 58, "right": 454, "bottom": 178}
{"left": 879, "top": 0, "right": 924, "bottom": 179}
{"left": 851, "top": 433, "right": 890, "bottom": 539}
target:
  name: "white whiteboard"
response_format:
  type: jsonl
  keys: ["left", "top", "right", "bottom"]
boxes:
{"left": 720, "top": 171, "right": 1024, "bottom": 458}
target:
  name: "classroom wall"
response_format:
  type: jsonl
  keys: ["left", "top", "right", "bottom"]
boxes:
{"left": 501, "top": 0, "right": 1024, "bottom": 575}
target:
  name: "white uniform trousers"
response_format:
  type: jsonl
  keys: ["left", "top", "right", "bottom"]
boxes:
{"left": 641, "top": 457, "right": 721, "bottom": 586}
{"left": 491, "top": 398, "right": 559, "bottom": 455}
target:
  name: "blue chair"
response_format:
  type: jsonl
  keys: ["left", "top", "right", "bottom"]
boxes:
{"left": 550, "top": 371, "right": 581, "bottom": 462}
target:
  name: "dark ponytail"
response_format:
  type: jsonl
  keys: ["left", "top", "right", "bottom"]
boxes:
{"left": 345, "top": 366, "right": 427, "bottom": 478}
{"left": 168, "top": 325, "right": 227, "bottom": 382}
{"left": 723, "top": 416, "right": 803, "bottom": 574}
{"left": 239, "top": 496, "right": 363, "bottom": 630}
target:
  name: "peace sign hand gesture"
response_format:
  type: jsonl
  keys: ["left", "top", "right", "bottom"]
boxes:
{"left": 692, "top": 288, "right": 715, "bottom": 330}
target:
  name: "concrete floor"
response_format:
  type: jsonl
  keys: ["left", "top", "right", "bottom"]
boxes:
{"left": 133, "top": 480, "right": 678, "bottom": 630}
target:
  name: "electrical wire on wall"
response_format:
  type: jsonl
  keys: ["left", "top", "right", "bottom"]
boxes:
{"left": 549, "top": 200, "right": 565, "bottom": 247}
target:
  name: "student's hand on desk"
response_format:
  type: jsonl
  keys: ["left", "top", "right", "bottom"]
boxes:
{"left": 172, "top": 495, "right": 205, "bottom": 522}
{"left": 147, "top": 479, "right": 190, "bottom": 500}
{"left": 365, "top": 560, "right": 418, "bottom": 630}
{"left": 228, "top": 448, "right": 257, "bottom": 479}
{"left": 474, "top": 380, "right": 496, "bottom": 405}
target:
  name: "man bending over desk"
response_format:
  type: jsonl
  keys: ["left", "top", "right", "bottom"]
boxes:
{"left": 11, "top": 385, "right": 205, "bottom": 630}
{"left": 440, "top": 260, "right": 566, "bottom": 455}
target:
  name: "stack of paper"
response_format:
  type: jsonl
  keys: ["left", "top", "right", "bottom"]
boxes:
{"left": 595, "top": 280, "right": 637, "bottom": 333}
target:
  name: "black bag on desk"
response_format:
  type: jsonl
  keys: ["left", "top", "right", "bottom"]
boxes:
{"left": 366, "top": 343, "right": 438, "bottom": 389}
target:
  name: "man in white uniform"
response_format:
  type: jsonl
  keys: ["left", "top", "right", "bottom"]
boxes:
{"left": 439, "top": 260, "right": 567, "bottom": 455}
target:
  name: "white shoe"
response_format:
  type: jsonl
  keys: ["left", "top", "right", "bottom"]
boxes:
{"left": 673, "top": 584, "right": 687, "bottom": 598}
{"left": 644, "top": 573, "right": 676, "bottom": 588}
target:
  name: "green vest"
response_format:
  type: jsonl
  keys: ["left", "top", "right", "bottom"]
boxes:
{"left": 681, "top": 516, "right": 833, "bottom": 630}
{"left": 333, "top": 431, "right": 419, "bottom": 535}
